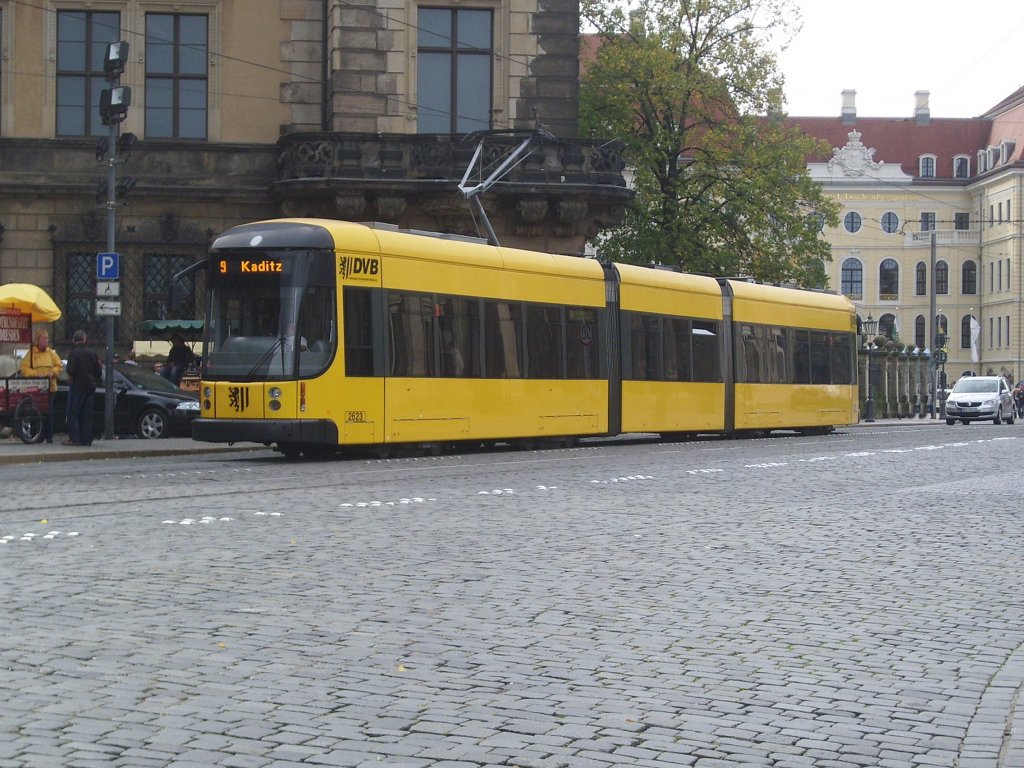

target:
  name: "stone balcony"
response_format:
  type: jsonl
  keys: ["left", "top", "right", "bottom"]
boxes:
{"left": 271, "top": 132, "right": 634, "bottom": 254}
{"left": 904, "top": 229, "right": 981, "bottom": 247}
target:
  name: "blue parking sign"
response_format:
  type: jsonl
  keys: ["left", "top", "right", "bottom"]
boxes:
{"left": 97, "top": 252, "right": 119, "bottom": 280}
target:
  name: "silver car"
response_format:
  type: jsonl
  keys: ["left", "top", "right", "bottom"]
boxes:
{"left": 944, "top": 376, "right": 1015, "bottom": 425}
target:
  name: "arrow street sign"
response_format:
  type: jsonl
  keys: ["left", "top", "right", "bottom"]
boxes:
{"left": 96, "top": 300, "right": 122, "bottom": 317}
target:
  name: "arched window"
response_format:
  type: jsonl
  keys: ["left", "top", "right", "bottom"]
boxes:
{"left": 935, "top": 260, "right": 948, "bottom": 294}
{"left": 915, "top": 315, "right": 925, "bottom": 349}
{"left": 936, "top": 314, "right": 949, "bottom": 347}
{"left": 916, "top": 262, "right": 927, "bottom": 295}
{"left": 878, "top": 313, "right": 898, "bottom": 340}
{"left": 962, "top": 260, "right": 977, "bottom": 294}
{"left": 840, "top": 258, "right": 862, "bottom": 299}
{"left": 919, "top": 155, "right": 936, "bottom": 178}
{"left": 879, "top": 259, "right": 899, "bottom": 300}
{"left": 961, "top": 315, "right": 975, "bottom": 349}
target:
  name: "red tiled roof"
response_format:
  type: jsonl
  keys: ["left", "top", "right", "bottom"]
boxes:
{"left": 578, "top": 32, "right": 1024, "bottom": 179}
{"left": 982, "top": 84, "right": 1024, "bottom": 117}
{"left": 785, "top": 117, "right": 996, "bottom": 179}
{"left": 579, "top": 33, "right": 601, "bottom": 76}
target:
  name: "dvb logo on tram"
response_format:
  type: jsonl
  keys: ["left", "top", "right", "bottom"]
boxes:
{"left": 339, "top": 256, "right": 379, "bottom": 281}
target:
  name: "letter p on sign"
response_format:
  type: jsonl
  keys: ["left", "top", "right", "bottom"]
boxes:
{"left": 97, "top": 252, "right": 119, "bottom": 280}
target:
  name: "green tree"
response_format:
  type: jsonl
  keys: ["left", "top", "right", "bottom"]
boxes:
{"left": 580, "top": 0, "right": 839, "bottom": 287}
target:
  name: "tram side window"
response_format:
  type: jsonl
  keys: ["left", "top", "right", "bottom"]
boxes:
{"left": 808, "top": 330, "right": 831, "bottom": 384}
{"left": 736, "top": 324, "right": 763, "bottom": 383}
{"left": 829, "top": 332, "right": 854, "bottom": 385}
{"left": 625, "top": 313, "right": 720, "bottom": 382}
{"left": 483, "top": 301, "right": 523, "bottom": 378}
{"left": 792, "top": 330, "right": 811, "bottom": 384}
{"left": 343, "top": 286, "right": 374, "bottom": 376}
{"left": 661, "top": 318, "right": 679, "bottom": 380}
{"left": 767, "top": 327, "right": 788, "bottom": 384}
{"left": 526, "top": 305, "right": 563, "bottom": 378}
{"left": 566, "top": 307, "right": 600, "bottom": 379}
{"left": 691, "top": 320, "right": 720, "bottom": 382}
{"left": 437, "top": 296, "right": 480, "bottom": 378}
{"left": 655, "top": 317, "right": 679, "bottom": 380}
{"left": 627, "top": 313, "right": 661, "bottom": 380}
{"left": 388, "top": 291, "right": 435, "bottom": 376}
{"left": 625, "top": 313, "right": 644, "bottom": 379}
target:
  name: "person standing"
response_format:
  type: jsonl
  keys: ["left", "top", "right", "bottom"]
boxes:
{"left": 64, "top": 329, "right": 102, "bottom": 446}
{"left": 163, "top": 334, "right": 195, "bottom": 386}
{"left": 19, "top": 331, "right": 62, "bottom": 443}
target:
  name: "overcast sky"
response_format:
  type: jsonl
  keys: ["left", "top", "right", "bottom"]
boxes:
{"left": 776, "top": 1, "right": 1024, "bottom": 118}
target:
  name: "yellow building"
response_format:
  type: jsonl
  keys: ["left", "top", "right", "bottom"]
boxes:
{"left": 791, "top": 88, "right": 1024, "bottom": 385}
{"left": 0, "top": 1, "right": 630, "bottom": 349}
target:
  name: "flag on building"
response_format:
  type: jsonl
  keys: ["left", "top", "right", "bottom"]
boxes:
{"left": 970, "top": 316, "right": 981, "bottom": 363}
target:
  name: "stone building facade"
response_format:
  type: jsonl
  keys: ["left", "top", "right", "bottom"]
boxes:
{"left": 0, "top": 0, "right": 630, "bottom": 348}
{"left": 790, "top": 88, "right": 1024, "bottom": 386}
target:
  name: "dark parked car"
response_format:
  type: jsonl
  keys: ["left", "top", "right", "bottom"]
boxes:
{"left": 53, "top": 364, "right": 200, "bottom": 439}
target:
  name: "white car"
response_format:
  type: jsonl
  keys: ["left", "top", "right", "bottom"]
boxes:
{"left": 944, "top": 376, "right": 1015, "bottom": 425}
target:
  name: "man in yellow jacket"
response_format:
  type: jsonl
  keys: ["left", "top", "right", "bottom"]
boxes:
{"left": 20, "top": 331, "right": 62, "bottom": 443}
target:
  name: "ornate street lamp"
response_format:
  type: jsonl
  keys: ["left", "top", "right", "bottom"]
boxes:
{"left": 863, "top": 314, "right": 877, "bottom": 422}
{"left": 935, "top": 327, "right": 948, "bottom": 419}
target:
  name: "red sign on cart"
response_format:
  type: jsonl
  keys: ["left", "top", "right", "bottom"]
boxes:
{"left": 0, "top": 312, "right": 31, "bottom": 343}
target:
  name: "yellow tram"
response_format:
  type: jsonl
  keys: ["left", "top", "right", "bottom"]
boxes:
{"left": 193, "top": 219, "right": 858, "bottom": 456}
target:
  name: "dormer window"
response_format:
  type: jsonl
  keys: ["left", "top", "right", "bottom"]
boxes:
{"left": 1000, "top": 140, "right": 1016, "bottom": 164}
{"left": 977, "top": 150, "right": 987, "bottom": 173}
{"left": 988, "top": 147, "right": 999, "bottom": 168}
{"left": 954, "top": 156, "right": 969, "bottom": 178}
{"left": 919, "top": 155, "right": 936, "bottom": 178}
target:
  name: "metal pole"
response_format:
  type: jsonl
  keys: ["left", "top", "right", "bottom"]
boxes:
{"left": 864, "top": 344, "right": 875, "bottom": 421}
{"left": 929, "top": 231, "right": 937, "bottom": 418}
{"left": 939, "top": 360, "right": 946, "bottom": 420}
{"left": 103, "top": 120, "right": 118, "bottom": 441}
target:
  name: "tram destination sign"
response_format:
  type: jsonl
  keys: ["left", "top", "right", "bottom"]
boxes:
{"left": 217, "top": 257, "right": 283, "bottom": 275}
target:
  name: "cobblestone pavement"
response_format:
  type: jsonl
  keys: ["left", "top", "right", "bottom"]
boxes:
{"left": 2, "top": 422, "right": 1023, "bottom": 767}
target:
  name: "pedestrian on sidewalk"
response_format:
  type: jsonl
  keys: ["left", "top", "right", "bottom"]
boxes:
{"left": 19, "top": 331, "right": 62, "bottom": 443}
{"left": 64, "top": 329, "right": 102, "bottom": 446}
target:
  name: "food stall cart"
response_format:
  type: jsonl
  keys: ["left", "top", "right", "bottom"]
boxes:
{"left": 0, "top": 377, "right": 49, "bottom": 443}
{"left": 0, "top": 283, "right": 63, "bottom": 443}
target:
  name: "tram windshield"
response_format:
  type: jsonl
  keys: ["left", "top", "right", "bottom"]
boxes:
{"left": 203, "top": 248, "right": 336, "bottom": 381}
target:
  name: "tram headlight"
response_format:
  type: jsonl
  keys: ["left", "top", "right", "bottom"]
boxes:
{"left": 268, "top": 399, "right": 282, "bottom": 411}
{"left": 203, "top": 386, "right": 212, "bottom": 398}
{"left": 269, "top": 386, "right": 282, "bottom": 399}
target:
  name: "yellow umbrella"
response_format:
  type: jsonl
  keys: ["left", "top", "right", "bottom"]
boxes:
{"left": 0, "top": 283, "right": 62, "bottom": 322}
